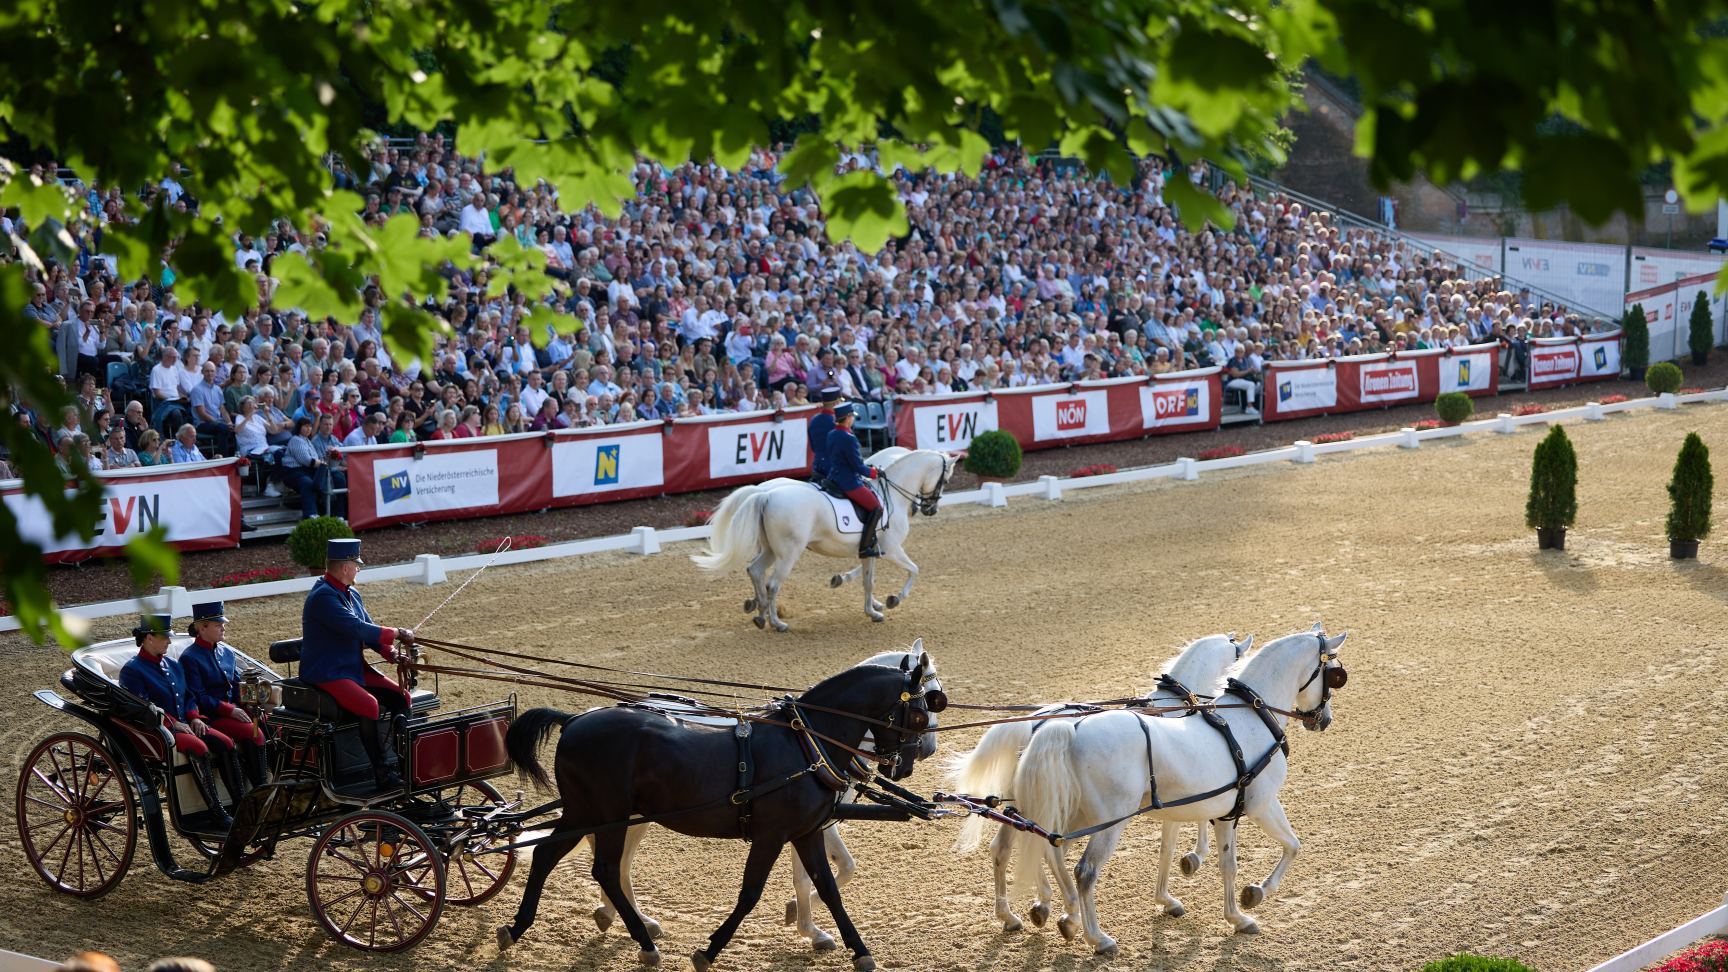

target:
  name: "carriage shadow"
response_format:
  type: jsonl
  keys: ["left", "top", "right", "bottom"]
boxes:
{"left": 978, "top": 919, "right": 1287, "bottom": 972}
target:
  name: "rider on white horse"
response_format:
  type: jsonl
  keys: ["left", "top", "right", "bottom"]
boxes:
{"left": 827, "top": 402, "right": 883, "bottom": 559}
{"left": 808, "top": 387, "right": 840, "bottom": 482}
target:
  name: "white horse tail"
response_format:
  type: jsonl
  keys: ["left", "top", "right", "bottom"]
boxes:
{"left": 1011, "top": 718, "right": 1082, "bottom": 899}
{"left": 944, "top": 720, "right": 1036, "bottom": 853}
{"left": 691, "top": 487, "right": 767, "bottom": 574}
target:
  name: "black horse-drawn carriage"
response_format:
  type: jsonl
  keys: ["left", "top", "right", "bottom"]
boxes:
{"left": 17, "top": 633, "right": 521, "bottom": 952}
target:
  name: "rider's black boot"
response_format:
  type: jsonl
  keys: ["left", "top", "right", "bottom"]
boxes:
{"left": 215, "top": 745, "right": 247, "bottom": 807}
{"left": 242, "top": 739, "right": 271, "bottom": 790}
{"left": 358, "top": 716, "right": 405, "bottom": 792}
{"left": 190, "top": 754, "right": 233, "bottom": 829}
{"left": 858, "top": 507, "right": 882, "bottom": 559}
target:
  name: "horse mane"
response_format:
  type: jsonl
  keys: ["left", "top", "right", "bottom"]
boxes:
{"left": 801, "top": 659, "right": 905, "bottom": 704}
{"left": 1222, "top": 630, "right": 1316, "bottom": 684}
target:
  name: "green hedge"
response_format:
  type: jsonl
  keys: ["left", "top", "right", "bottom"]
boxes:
{"left": 964, "top": 429, "right": 1023, "bottom": 479}
{"left": 1434, "top": 391, "right": 1475, "bottom": 425}
{"left": 1646, "top": 361, "right": 1684, "bottom": 395}
{"left": 1419, "top": 955, "right": 1538, "bottom": 972}
{"left": 287, "top": 516, "right": 355, "bottom": 571}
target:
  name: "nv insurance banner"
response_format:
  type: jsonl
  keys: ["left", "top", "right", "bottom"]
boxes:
{"left": 1262, "top": 344, "right": 1501, "bottom": 422}
{"left": 4, "top": 457, "right": 241, "bottom": 563}
{"left": 892, "top": 369, "right": 1222, "bottom": 452}
{"left": 1526, "top": 331, "right": 1623, "bottom": 391}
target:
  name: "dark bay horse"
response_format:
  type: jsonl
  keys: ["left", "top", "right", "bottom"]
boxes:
{"left": 498, "top": 648, "right": 945, "bottom": 971}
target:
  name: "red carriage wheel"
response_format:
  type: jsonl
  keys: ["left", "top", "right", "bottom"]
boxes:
{"left": 306, "top": 810, "right": 445, "bottom": 952}
{"left": 15, "top": 732, "right": 137, "bottom": 899}
{"left": 417, "top": 780, "right": 517, "bottom": 906}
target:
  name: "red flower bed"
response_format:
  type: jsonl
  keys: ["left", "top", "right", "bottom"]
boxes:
{"left": 476, "top": 534, "right": 547, "bottom": 554}
{"left": 1511, "top": 403, "right": 1547, "bottom": 416}
{"left": 1650, "top": 938, "right": 1728, "bottom": 972}
{"left": 1197, "top": 445, "right": 1247, "bottom": 461}
{"left": 685, "top": 510, "right": 715, "bottom": 528}
{"left": 213, "top": 567, "right": 290, "bottom": 588}
{"left": 1312, "top": 431, "right": 1355, "bottom": 444}
{"left": 1680, "top": 386, "right": 1707, "bottom": 395}
{"left": 1069, "top": 463, "right": 1119, "bottom": 478}
{"left": 1597, "top": 394, "right": 1629, "bottom": 405}
{"left": 1411, "top": 419, "right": 1444, "bottom": 431}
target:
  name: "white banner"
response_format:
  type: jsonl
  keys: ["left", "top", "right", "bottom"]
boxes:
{"left": 1581, "top": 336, "right": 1622, "bottom": 378}
{"left": 1272, "top": 367, "right": 1337, "bottom": 412}
{"left": 1503, "top": 238, "right": 1627, "bottom": 316}
{"left": 707, "top": 420, "right": 808, "bottom": 479}
{"left": 372, "top": 449, "right": 500, "bottom": 516}
{"left": 1438, "top": 350, "right": 1494, "bottom": 392}
{"left": 552, "top": 433, "right": 664, "bottom": 498}
{"left": 7, "top": 470, "right": 233, "bottom": 554}
{"left": 913, "top": 400, "right": 999, "bottom": 450}
{"left": 1358, "top": 360, "right": 1420, "bottom": 404}
{"left": 1140, "top": 379, "right": 1211, "bottom": 430}
{"left": 1630, "top": 247, "right": 1727, "bottom": 290}
{"left": 1530, "top": 344, "right": 1581, "bottom": 384}
{"left": 1410, "top": 233, "right": 1503, "bottom": 275}
{"left": 1030, "top": 391, "right": 1110, "bottom": 440}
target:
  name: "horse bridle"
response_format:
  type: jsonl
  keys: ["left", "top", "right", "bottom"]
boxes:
{"left": 885, "top": 454, "right": 953, "bottom": 517}
{"left": 788, "top": 666, "right": 949, "bottom": 781}
{"left": 1291, "top": 632, "right": 1348, "bottom": 724}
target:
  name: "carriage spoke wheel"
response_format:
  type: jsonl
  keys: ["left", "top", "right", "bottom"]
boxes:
{"left": 413, "top": 780, "right": 516, "bottom": 906}
{"left": 306, "top": 810, "right": 444, "bottom": 952}
{"left": 16, "top": 732, "right": 137, "bottom": 899}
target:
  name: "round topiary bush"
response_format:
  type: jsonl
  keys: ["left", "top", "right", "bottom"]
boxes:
{"left": 963, "top": 429, "right": 1023, "bottom": 480}
{"left": 288, "top": 516, "right": 355, "bottom": 571}
{"left": 1419, "top": 954, "right": 1538, "bottom": 972}
{"left": 1647, "top": 361, "right": 1685, "bottom": 395}
{"left": 1434, "top": 391, "right": 1475, "bottom": 425}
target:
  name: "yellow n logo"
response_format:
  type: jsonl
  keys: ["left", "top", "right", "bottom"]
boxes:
{"left": 595, "top": 444, "right": 620, "bottom": 485}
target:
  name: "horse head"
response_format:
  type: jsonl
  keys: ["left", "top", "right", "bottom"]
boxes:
{"left": 808, "top": 639, "right": 944, "bottom": 781}
{"left": 1229, "top": 627, "right": 1348, "bottom": 732}
{"left": 887, "top": 450, "right": 956, "bottom": 517}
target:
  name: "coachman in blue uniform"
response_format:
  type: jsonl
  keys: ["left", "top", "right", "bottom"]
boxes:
{"left": 808, "top": 387, "right": 841, "bottom": 481}
{"left": 182, "top": 601, "right": 271, "bottom": 797}
{"left": 300, "top": 538, "right": 416, "bottom": 791}
{"left": 119, "top": 614, "right": 239, "bottom": 827}
{"left": 826, "top": 402, "right": 883, "bottom": 558}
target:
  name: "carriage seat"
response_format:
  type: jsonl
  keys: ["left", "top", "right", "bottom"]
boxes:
{"left": 276, "top": 676, "right": 440, "bottom": 724}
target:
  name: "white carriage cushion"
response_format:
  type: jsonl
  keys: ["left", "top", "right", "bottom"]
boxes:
{"left": 75, "top": 637, "right": 197, "bottom": 686}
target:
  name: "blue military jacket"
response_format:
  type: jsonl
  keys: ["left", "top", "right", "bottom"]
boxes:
{"left": 826, "top": 426, "right": 875, "bottom": 492}
{"left": 808, "top": 409, "right": 836, "bottom": 478}
{"left": 181, "top": 638, "right": 243, "bottom": 716}
{"left": 300, "top": 576, "right": 393, "bottom": 686}
{"left": 120, "top": 650, "right": 199, "bottom": 721}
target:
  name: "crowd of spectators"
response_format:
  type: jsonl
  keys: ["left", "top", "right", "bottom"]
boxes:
{"left": 9, "top": 137, "right": 1607, "bottom": 516}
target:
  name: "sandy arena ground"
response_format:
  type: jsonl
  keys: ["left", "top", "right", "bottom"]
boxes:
{"left": 5, "top": 406, "right": 1728, "bottom": 972}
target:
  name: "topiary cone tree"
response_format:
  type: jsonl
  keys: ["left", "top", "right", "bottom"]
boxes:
{"left": 1666, "top": 432, "right": 1713, "bottom": 559}
{"left": 1690, "top": 291, "right": 1715, "bottom": 366}
{"left": 1623, "top": 303, "right": 1650, "bottom": 379}
{"left": 1526, "top": 425, "right": 1578, "bottom": 550}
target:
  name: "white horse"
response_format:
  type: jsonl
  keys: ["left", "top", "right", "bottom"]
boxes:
{"left": 1012, "top": 626, "right": 1348, "bottom": 952}
{"left": 693, "top": 449, "right": 957, "bottom": 631}
{"left": 586, "top": 645, "right": 943, "bottom": 953}
{"left": 946, "top": 634, "right": 1250, "bottom": 933}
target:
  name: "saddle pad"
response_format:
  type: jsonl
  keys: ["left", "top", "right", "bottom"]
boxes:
{"left": 805, "top": 482, "right": 868, "bottom": 534}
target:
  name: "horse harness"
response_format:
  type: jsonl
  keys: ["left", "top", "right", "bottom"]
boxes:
{"left": 882, "top": 456, "right": 952, "bottom": 516}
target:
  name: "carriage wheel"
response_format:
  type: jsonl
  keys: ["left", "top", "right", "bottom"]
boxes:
{"left": 306, "top": 810, "right": 445, "bottom": 952}
{"left": 15, "top": 732, "right": 137, "bottom": 899}
{"left": 419, "top": 780, "right": 517, "bottom": 906}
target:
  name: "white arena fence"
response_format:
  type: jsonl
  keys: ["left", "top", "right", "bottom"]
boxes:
{"left": 3, "top": 389, "right": 1726, "bottom": 968}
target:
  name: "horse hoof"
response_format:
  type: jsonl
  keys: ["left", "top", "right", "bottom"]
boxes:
{"left": 1057, "top": 917, "right": 1079, "bottom": 942}
{"left": 640, "top": 949, "right": 660, "bottom": 966}
{"left": 784, "top": 901, "right": 798, "bottom": 925}
{"left": 830, "top": 575, "right": 844, "bottom": 588}
{"left": 813, "top": 937, "right": 837, "bottom": 953}
{"left": 646, "top": 920, "right": 665, "bottom": 940}
{"left": 1235, "top": 920, "right": 1261, "bottom": 936}
{"left": 690, "top": 951, "right": 712, "bottom": 972}
{"left": 885, "top": 595, "right": 900, "bottom": 609}
{"left": 1094, "top": 940, "right": 1118, "bottom": 957}
{"left": 773, "top": 623, "right": 790, "bottom": 633}
{"left": 1028, "top": 903, "right": 1049, "bottom": 928}
{"left": 853, "top": 956, "right": 876, "bottom": 972}
{"left": 743, "top": 598, "right": 756, "bottom": 613}
{"left": 1240, "top": 885, "right": 1265, "bottom": 910}
{"left": 752, "top": 616, "right": 766, "bottom": 630}
{"left": 1003, "top": 918, "right": 1023, "bottom": 933}
{"left": 592, "top": 907, "right": 614, "bottom": 932}
{"left": 1163, "top": 903, "right": 1185, "bottom": 919}
{"left": 496, "top": 927, "right": 516, "bottom": 950}
{"left": 1179, "top": 852, "right": 1202, "bottom": 877}
{"left": 869, "top": 613, "right": 885, "bottom": 623}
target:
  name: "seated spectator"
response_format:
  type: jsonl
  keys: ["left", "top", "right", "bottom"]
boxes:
{"left": 430, "top": 409, "right": 459, "bottom": 440}
{"left": 136, "top": 428, "right": 165, "bottom": 465}
{"left": 169, "top": 423, "right": 204, "bottom": 463}
{"left": 102, "top": 424, "right": 141, "bottom": 469}
{"left": 388, "top": 413, "right": 417, "bottom": 443}
{"left": 1224, "top": 345, "right": 1261, "bottom": 411}
{"left": 480, "top": 403, "right": 504, "bottom": 436}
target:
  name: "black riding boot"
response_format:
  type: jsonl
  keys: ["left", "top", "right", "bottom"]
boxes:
{"left": 215, "top": 746, "right": 247, "bottom": 808}
{"left": 858, "top": 507, "right": 882, "bottom": 559}
{"left": 358, "top": 716, "right": 405, "bottom": 792}
{"left": 190, "top": 755, "right": 233, "bottom": 829}
{"left": 242, "top": 740, "right": 270, "bottom": 790}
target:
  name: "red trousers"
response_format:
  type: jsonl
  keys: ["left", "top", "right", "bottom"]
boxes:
{"left": 315, "top": 668, "right": 409, "bottom": 721}
{"left": 207, "top": 714, "right": 265, "bottom": 747}
{"left": 844, "top": 485, "right": 882, "bottom": 512}
{"left": 170, "top": 725, "right": 234, "bottom": 758}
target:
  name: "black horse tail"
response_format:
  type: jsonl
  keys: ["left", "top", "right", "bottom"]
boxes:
{"left": 507, "top": 707, "right": 578, "bottom": 789}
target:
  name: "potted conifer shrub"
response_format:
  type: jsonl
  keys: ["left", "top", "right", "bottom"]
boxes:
{"left": 1689, "top": 291, "right": 1714, "bottom": 366}
{"left": 1526, "top": 425, "right": 1577, "bottom": 550}
{"left": 1666, "top": 432, "right": 1713, "bottom": 560}
{"left": 1622, "top": 304, "right": 1650, "bottom": 382}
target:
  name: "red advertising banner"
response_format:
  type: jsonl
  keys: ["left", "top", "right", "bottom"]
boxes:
{"left": 893, "top": 369, "right": 1223, "bottom": 452}
{"left": 1527, "top": 331, "right": 1623, "bottom": 391}
{"left": 343, "top": 434, "right": 547, "bottom": 530}
{"left": 1263, "top": 344, "right": 1503, "bottom": 422}
{"left": 662, "top": 405, "right": 819, "bottom": 493}
{"left": 4, "top": 458, "right": 241, "bottom": 563}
